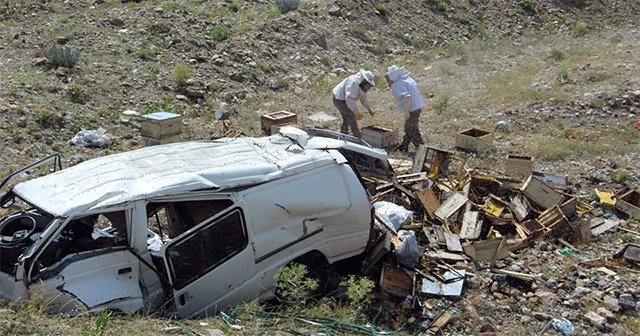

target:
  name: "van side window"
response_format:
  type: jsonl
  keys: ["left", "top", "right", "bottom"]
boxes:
{"left": 36, "top": 211, "right": 128, "bottom": 270}
{"left": 166, "top": 209, "right": 246, "bottom": 289}
{"left": 146, "top": 199, "right": 234, "bottom": 240}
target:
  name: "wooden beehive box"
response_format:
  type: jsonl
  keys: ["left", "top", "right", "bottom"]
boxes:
{"left": 455, "top": 128, "right": 493, "bottom": 153}
{"left": 143, "top": 134, "right": 182, "bottom": 146}
{"left": 616, "top": 189, "right": 640, "bottom": 219}
{"left": 140, "top": 112, "right": 182, "bottom": 138}
{"left": 521, "top": 175, "right": 564, "bottom": 210}
{"left": 505, "top": 154, "right": 534, "bottom": 179}
{"left": 261, "top": 111, "right": 297, "bottom": 135}
{"left": 360, "top": 125, "right": 398, "bottom": 148}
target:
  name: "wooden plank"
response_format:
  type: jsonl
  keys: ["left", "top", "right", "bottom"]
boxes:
{"left": 434, "top": 193, "right": 468, "bottom": 221}
{"left": 434, "top": 226, "right": 446, "bottom": 244}
{"left": 462, "top": 239, "right": 526, "bottom": 262}
{"left": 411, "top": 144, "right": 428, "bottom": 173}
{"left": 510, "top": 193, "right": 531, "bottom": 221}
{"left": 416, "top": 188, "right": 440, "bottom": 218}
{"left": 491, "top": 268, "right": 535, "bottom": 282}
{"left": 393, "top": 180, "right": 415, "bottom": 199}
{"left": 444, "top": 232, "right": 463, "bottom": 252}
{"left": 424, "top": 250, "right": 469, "bottom": 261}
{"left": 460, "top": 211, "right": 482, "bottom": 240}
{"left": 428, "top": 311, "right": 454, "bottom": 335}
{"left": 591, "top": 218, "right": 620, "bottom": 236}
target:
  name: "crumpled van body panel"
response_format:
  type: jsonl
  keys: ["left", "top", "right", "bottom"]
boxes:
{"left": 0, "top": 129, "right": 390, "bottom": 317}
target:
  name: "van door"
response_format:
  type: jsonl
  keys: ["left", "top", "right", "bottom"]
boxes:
{"left": 163, "top": 208, "right": 254, "bottom": 317}
{"left": 27, "top": 210, "right": 144, "bottom": 314}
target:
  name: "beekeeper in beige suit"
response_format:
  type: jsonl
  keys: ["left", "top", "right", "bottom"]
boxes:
{"left": 331, "top": 69, "right": 376, "bottom": 138}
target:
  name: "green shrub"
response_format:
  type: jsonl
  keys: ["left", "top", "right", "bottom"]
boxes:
{"left": 348, "top": 24, "right": 371, "bottom": 42}
{"left": 574, "top": 21, "right": 588, "bottom": 36}
{"left": 610, "top": 170, "right": 634, "bottom": 184}
{"left": 319, "top": 54, "right": 332, "bottom": 67}
{"left": 375, "top": 3, "right": 390, "bottom": 16}
{"left": 35, "top": 111, "right": 65, "bottom": 129}
{"left": 136, "top": 44, "right": 156, "bottom": 60}
{"left": 66, "top": 84, "right": 89, "bottom": 104}
{"left": 276, "top": 0, "right": 300, "bottom": 14}
{"left": 210, "top": 26, "right": 232, "bottom": 41}
{"left": 160, "top": 1, "right": 182, "bottom": 11}
{"left": 150, "top": 21, "right": 171, "bottom": 34}
{"left": 249, "top": 68, "right": 262, "bottom": 79}
{"left": 340, "top": 275, "right": 375, "bottom": 307}
{"left": 81, "top": 310, "right": 111, "bottom": 336}
{"left": 275, "top": 263, "right": 318, "bottom": 309}
{"left": 369, "top": 41, "right": 387, "bottom": 55}
{"left": 425, "top": 0, "right": 448, "bottom": 12}
{"left": 171, "top": 63, "right": 192, "bottom": 87}
{"left": 44, "top": 45, "right": 80, "bottom": 68}
{"left": 549, "top": 49, "right": 565, "bottom": 62}
{"left": 518, "top": 0, "right": 537, "bottom": 12}
{"left": 555, "top": 61, "right": 571, "bottom": 84}
{"left": 228, "top": 2, "right": 240, "bottom": 13}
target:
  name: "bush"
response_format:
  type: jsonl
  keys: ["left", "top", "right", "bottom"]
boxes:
{"left": 375, "top": 3, "right": 390, "bottom": 16}
{"left": 340, "top": 275, "right": 375, "bottom": 307}
{"left": 66, "top": 84, "right": 89, "bottom": 104}
{"left": 228, "top": 2, "right": 240, "bottom": 13}
{"left": 275, "top": 263, "right": 318, "bottom": 309}
{"left": 44, "top": 45, "right": 80, "bottom": 68}
{"left": 518, "top": 0, "right": 537, "bottom": 12}
{"left": 610, "top": 170, "right": 634, "bottom": 184}
{"left": 319, "top": 54, "right": 332, "bottom": 67}
{"left": 210, "top": 26, "right": 232, "bottom": 41}
{"left": 35, "top": 111, "right": 65, "bottom": 129}
{"left": 276, "top": 0, "right": 300, "bottom": 14}
{"left": 348, "top": 24, "right": 371, "bottom": 43}
{"left": 574, "top": 21, "right": 588, "bottom": 36}
{"left": 149, "top": 21, "right": 171, "bottom": 34}
{"left": 171, "top": 63, "right": 192, "bottom": 87}
{"left": 549, "top": 49, "right": 565, "bottom": 62}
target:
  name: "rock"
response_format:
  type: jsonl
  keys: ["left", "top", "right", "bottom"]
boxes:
{"left": 619, "top": 293, "right": 637, "bottom": 312}
{"left": 32, "top": 57, "right": 48, "bottom": 66}
{"left": 610, "top": 32, "right": 624, "bottom": 43}
{"left": 328, "top": 6, "right": 341, "bottom": 16}
{"left": 539, "top": 241, "right": 549, "bottom": 251}
{"left": 596, "top": 307, "right": 616, "bottom": 323}
{"left": 545, "top": 278, "right": 557, "bottom": 289}
{"left": 604, "top": 296, "right": 620, "bottom": 312}
{"left": 532, "top": 311, "right": 552, "bottom": 321}
{"left": 310, "top": 31, "right": 328, "bottom": 50}
{"left": 535, "top": 291, "right": 557, "bottom": 305}
{"left": 574, "top": 287, "right": 591, "bottom": 297}
{"left": 207, "top": 329, "right": 226, "bottom": 336}
{"left": 108, "top": 18, "right": 124, "bottom": 26}
{"left": 16, "top": 116, "right": 27, "bottom": 128}
{"left": 520, "top": 315, "right": 533, "bottom": 323}
{"left": 585, "top": 311, "right": 606, "bottom": 328}
{"left": 332, "top": 67, "right": 347, "bottom": 75}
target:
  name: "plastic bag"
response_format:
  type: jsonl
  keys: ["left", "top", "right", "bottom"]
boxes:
{"left": 69, "top": 128, "right": 114, "bottom": 148}
{"left": 374, "top": 201, "right": 413, "bottom": 232}
{"left": 394, "top": 230, "right": 419, "bottom": 269}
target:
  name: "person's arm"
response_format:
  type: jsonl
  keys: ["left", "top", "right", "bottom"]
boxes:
{"left": 359, "top": 94, "right": 374, "bottom": 115}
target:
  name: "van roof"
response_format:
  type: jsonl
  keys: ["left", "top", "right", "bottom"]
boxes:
{"left": 13, "top": 132, "right": 387, "bottom": 216}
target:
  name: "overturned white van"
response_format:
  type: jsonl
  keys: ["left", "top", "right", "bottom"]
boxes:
{"left": 0, "top": 128, "right": 392, "bottom": 317}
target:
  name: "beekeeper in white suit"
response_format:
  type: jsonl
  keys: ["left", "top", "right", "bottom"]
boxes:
{"left": 331, "top": 69, "right": 376, "bottom": 138}
{"left": 385, "top": 65, "right": 425, "bottom": 152}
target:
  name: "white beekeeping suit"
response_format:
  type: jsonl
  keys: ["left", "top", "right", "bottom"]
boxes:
{"left": 332, "top": 69, "right": 375, "bottom": 115}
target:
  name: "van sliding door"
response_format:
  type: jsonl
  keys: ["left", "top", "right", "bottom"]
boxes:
{"left": 163, "top": 208, "right": 254, "bottom": 317}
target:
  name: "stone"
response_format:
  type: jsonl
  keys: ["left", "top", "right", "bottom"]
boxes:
{"left": 532, "top": 311, "right": 552, "bottom": 321}
{"left": 520, "top": 315, "right": 533, "bottom": 323}
{"left": 610, "top": 32, "right": 624, "bottom": 43}
{"left": 207, "top": 329, "right": 226, "bottom": 336}
{"left": 535, "top": 291, "right": 557, "bottom": 305}
{"left": 604, "top": 296, "right": 620, "bottom": 312}
{"left": 596, "top": 307, "right": 616, "bottom": 323}
{"left": 585, "top": 311, "right": 606, "bottom": 328}
{"left": 32, "top": 57, "right": 48, "bottom": 66}
{"left": 328, "top": 6, "right": 341, "bottom": 16}
{"left": 539, "top": 241, "right": 549, "bottom": 251}
{"left": 619, "top": 294, "right": 637, "bottom": 311}
{"left": 16, "top": 116, "right": 27, "bottom": 128}
{"left": 574, "top": 287, "right": 590, "bottom": 297}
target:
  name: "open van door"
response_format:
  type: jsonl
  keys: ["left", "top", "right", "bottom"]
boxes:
{"left": 163, "top": 208, "right": 255, "bottom": 317}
